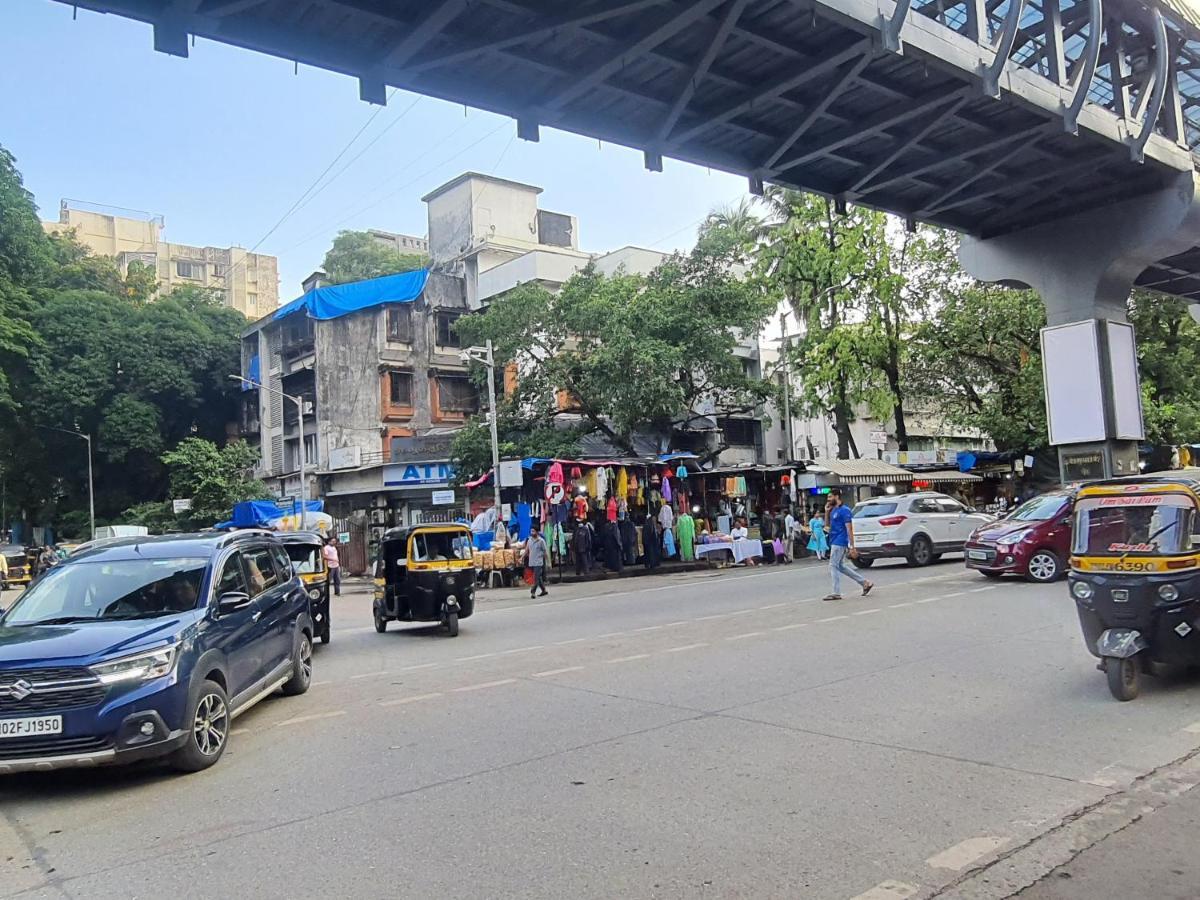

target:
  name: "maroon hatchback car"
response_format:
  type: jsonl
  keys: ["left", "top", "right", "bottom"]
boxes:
{"left": 964, "top": 491, "right": 1075, "bottom": 582}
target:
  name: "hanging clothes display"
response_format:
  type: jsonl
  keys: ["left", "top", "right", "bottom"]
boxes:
{"left": 573, "top": 494, "right": 588, "bottom": 522}
{"left": 603, "top": 522, "right": 622, "bottom": 571}
{"left": 642, "top": 519, "right": 661, "bottom": 569}
{"left": 677, "top": 512, "right": 696, "bottom": 561}
{"left": 662, "top": 477, "right": 672, "bottom": 503}
{"left": 617, "top": 467, "right": 629, "bottom": 498}
{"left": 606, "top": 497, "right": 618, "bottom": 523}
{"left": 514, "top": 503, "right": 532, "bottom": 541}
{"left": 677, "top": 463, "right": 688, "bottom": 480}
{"left": 595, "top": 466, "right": 608, "bottom": 499}
{"left": 547, "top": 461, "right": 565, "bottom": 485}
{"left": 617, "top": 498, "right": 628, "bottom": 521}
{"left": 572, "top": 523, "right": 593, "bottom": 576}
{"left": 662, "top": 527, "right": 676, "bottom": 559}
{"left": 619, "top": 518, "right": 638, "bottom": 565}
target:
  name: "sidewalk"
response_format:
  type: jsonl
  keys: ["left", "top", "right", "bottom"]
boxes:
{"left": 1017, "top": 781, "right": 1200, "bottom": 899}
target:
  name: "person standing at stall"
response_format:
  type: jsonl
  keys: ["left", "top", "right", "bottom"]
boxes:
{"left": 323, "top": 537, "right": 342, "bottom": 597}
{"left": 525, "top": 524, "right": 550, "bottom": 598}
{"left": 824, "top": 489, "right": 873, "bottom": 601}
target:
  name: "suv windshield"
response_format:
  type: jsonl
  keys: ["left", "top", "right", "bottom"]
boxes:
{"left": 1073, "top": 494, "right": 1199, "bottom": 556}
{"left": 2, "top": 557, "right": 208, "bottom": 626}
{"left": 854, "top": 502, "right": 898, "bottom": 519}
{"left": 1008, "top": 495, "right": 1067, "bottom": 522}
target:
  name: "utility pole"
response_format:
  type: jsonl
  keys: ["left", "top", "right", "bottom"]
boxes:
{"left": 230, "top": 375, "right": 307, "bottom": 530}
{"left": 780, "top": 312, "right": 795, "bottom": 462}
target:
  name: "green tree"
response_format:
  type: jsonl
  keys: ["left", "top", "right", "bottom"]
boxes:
{"left": 0, "top": 146, "right": 48, "bottom": 410}
{"left": 456, "top": 246, "right": 775, "bottom": 459}
{"left": 321, "top": 230, "right": 428, "bottom": 285}
{"left": 157, "top": 438, "right": 267, "bottom": 529}
{"left": 755, "top": 189, "right": 909, "bottom": 457}
{"left": 1128, "top": 290, "right": 1200, "bottom": 446}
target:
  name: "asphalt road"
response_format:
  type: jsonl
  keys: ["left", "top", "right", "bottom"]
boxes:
{"left": 4, "top": 557, "right": 1200, "bottom": 900}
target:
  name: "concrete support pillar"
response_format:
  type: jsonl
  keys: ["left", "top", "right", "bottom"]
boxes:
{"left": 959, "top": 171, "right": 1200, "bottom": 481}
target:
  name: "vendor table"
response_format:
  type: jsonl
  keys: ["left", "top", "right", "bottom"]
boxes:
{"left": 696, "top": 539, "right": 763, "bottom": 564}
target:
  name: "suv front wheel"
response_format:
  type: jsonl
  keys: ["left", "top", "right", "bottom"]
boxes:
{"left": 907, "top": 534, "right": 934, "bottom": 567}
{"left": 281, "top": 629, "right": 313, "bottom": 696}
{"left": 171, "top": 679, "right": 230, "bottom": 773}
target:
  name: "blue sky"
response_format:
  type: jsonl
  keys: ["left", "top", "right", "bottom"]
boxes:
{"left": 1, "top": 1, "right": 751, "bottom": 300}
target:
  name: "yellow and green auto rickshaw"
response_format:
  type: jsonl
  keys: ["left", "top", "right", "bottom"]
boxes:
{"left": 1069, "top": 470, "right": 1200, "bottom": 700}
{"left": 0, "top": 544, "right": 33, "bottom": 591}
{"left": 277, "top": 531, "right": 332, "bottom": 645}
{"left": 372, "top": 524, "right": 475, "bottom": 637}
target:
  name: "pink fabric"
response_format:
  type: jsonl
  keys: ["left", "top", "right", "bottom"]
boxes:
{"left": 547, "top": 461, "right": 565, "bottom": 484}
{"left": 606, "top": 498, "right": 618, "bottom": 523}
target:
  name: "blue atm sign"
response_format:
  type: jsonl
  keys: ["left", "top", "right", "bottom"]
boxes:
{"left": 383, "top": 462, "right": 455, "bottom": 487}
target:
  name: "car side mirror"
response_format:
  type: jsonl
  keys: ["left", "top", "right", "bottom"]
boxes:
{"left": 217, "top": 591, "right": 252, "bottom": 615}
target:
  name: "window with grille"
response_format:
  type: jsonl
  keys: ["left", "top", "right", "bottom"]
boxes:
{"left": 388, "top": 371, "right": 413, "bottom": 406}
{"left": 436, "top": 311, "right": 461, "bottom": 348}
{"left": 719, "top": 417, "right": 761, "bottom": 448}
{"left": 437, "top": 375, "right": 478, "bottom": 413}
{"left": 387, "top": 305, "right": 413, "bottom": 342}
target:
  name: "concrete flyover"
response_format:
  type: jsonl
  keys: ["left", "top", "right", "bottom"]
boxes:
{"left": 56, "top": 0, "right": 1200, "bottom": 470}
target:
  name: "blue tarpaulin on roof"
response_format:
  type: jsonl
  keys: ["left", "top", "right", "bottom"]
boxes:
{"left": 215, "top": 499, "right": 325, "bottom": 530}
{"left": 274, "top": 269, "right": 429, "bottom": 321}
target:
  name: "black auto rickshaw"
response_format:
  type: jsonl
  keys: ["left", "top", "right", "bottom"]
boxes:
{"left": 1069, "top": 470, "right": 1200, "bottom": 700}
{"left": 373, "top": 524, "right": 475, "bottom": 637}
{"left": 277, "top": 531, "right": 332, "bottom": 645}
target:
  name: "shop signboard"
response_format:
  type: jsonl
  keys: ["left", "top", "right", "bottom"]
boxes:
{"left": 431, "top": 489, "right": 456, "bottom": 506}
{"left": 382, "top": 461, "right": 455, "bottom": 488}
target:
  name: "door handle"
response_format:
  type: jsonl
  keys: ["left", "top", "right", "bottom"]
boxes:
{"left": 251, "top": 610, "right": 262, "bottom": 622}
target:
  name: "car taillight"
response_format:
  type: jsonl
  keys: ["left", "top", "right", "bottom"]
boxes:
{"left": 878, "top": 515, "right": 907, "bottom": 527}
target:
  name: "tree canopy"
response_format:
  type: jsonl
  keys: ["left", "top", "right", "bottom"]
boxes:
{"left": 321, "top": 229, "right": 428, "bottom": 284}
{"left": 452, "top": 245, "right": 776, "bottom": 475}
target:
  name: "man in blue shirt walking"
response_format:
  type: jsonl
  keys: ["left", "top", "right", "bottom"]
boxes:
{"left": 824, "top": 489, "right": 874, "bottom": 601}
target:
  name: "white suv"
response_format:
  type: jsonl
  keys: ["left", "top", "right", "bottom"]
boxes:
{"left": 851, "top": 492, "right": 994, "bottom": 567}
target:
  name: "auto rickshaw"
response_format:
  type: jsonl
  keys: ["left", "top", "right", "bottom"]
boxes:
{"left": 373, "top": 524, "right": 475, "bottom": 637}
{"left": 277, "top": 531, "right": 332, "bottom": 645}
{"left": 1069, "top": 470, "right": 1200, "bottom": 700}
{"left": 0, "top": 544, "right": 33, "bottom": 591}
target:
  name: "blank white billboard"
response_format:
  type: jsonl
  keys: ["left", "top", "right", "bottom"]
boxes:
{"left": 1105, "top": 321, "right": 1145, "bottom": 440}
{"left": 1042, "top": 321, "right": 1106, "bottom": 445}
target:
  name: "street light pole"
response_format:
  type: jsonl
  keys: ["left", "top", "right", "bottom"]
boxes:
{"left": 229, "top": 375, "right": 307, "bottom": 530}
{"left": 35, "top": 425, "right": 95, "bottom": 540}
{"left": 780, "top": 312, "right": 795, "bottom": 462}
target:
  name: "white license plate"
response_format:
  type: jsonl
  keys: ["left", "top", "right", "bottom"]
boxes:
{"left": 0, "top": 715, "right": 63, "bottom": 739}
{"left": 857, "top": 533, "right": 878, "bottom": 544}
{"left": 968, "top": 550, "right": 989, "bottom": 560}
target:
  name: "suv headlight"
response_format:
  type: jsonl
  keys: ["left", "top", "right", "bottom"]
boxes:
{"left": 89, "top": 645, "right": 178, "bottom": 685}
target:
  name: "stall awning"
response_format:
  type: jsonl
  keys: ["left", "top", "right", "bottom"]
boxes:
{"left": 917, "top": 469, "right": 983, "bottom": 483}
{"left": 808, "top": 459, "right": 913, "bottom": 484}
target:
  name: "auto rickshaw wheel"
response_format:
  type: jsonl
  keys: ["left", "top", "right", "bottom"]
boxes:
{"left": 374, "top": 609, "right": 388, "bottom": 633}
{"left": 1105, "top": 656, "right": 1140, "bottom": 701}
{"left": 446, "top": 612, "right": 459, "bottom": 637}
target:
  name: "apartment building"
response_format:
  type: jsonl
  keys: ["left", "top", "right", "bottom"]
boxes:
{"left": 42, "top": 200, "right": 279, "bottom": 318}
{"left": 368, "top": 228, "right": 428, "bottom": 256}
{"left": 239, "top": 270, "right": 475, "bottom": 538}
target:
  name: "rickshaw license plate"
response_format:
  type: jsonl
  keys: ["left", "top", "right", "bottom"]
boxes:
{"left": 0, "top": 715, "right": 62, "bottom": 739}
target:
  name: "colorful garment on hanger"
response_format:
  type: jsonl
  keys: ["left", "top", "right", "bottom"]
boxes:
{"left": 662, "top": 477, "right": 672, "bottom": 502}
{"left": 573, "top": 495, "right": 588, "bottom": 521}
{"left": 547, "top": 461, "right": 565, "bottom": 484}
{"left": 595, "top": 466, "right": 608, "bottom": 499}
{"left": 585, "top": 468, "right": 598, "bottom": 498}
{"left": 606, "top": 497, "right": 618, "bottom": 523}
{"left": 617, "top": 467, "right": 628, "bottom": 497}
{"left": 677, "top": 513, "right": 696, "bottom": 561}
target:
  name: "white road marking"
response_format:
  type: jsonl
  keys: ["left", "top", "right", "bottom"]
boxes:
{"left": 500, "top": 645, "right": 544, "bottom": 655}
{"left": 852, "top": 609, "right": 882, "bottom": 616}
{"left": 849, "top": 880, "right": 920, "bottom": 900}
{"left": 597, "top": 631, "right": 629, "bottom": 639}
{"left": 758, "top": 602, "right": 788, "bottom": 610}
{"left": 968, "top": 586, "right": 997, "bottom": 594}
{"left": 943, "top": 591, "right": 967, "bottom": 598}
{"left": 451, "top": 679, "right": 517, "bottom": 693}
{"left": 311, "top": 680, "right": 333, "bottom": 687}
{"left": 665, "top": 642, "right": 709, "bottom": 653}
{"left": 773, "top": 623, "right": 808, "bottom": 631}
{"left": 275, "top": 710, "right": 347, "bottom": 728}
{"left": 399, "top": 662, "right": 439, "bottom": 672}
{"left": 695, "top": 613, "right": 730, "bottom": 621}
{"left": 1183, "top": 720, "right": 1200, "bottom": 734}
{"left": 379, "top": 692, "right": 443, "bottom": 707}
{"left": 889, "top": 602, "right": 914, "bottom": 609}
{"left": 230, "top": 727, "right": 250, "bottom": 736}
{"left": 915, "top": 597, "right": 940, "bottom": 604}
{"left": 350, "top": 670, "right": 389, "bottom": 680}
{"left": 926, "top": 835, "right": 1007, "bottom": 870}
{"left": 606, "top": 654, "right": 650, "bottom": 663}
{"left": 634, "top": 625, "right": 664, "bottom": 632}
{"left": 726, "top": 632, "right": 765, "bottom": 641}
{"left": 726, "top": 609, "right": 756, "bottom": 616}
{"left": 818, "top": 615, "right": 849, "bottom": 623}
{"left": 663, "top": 621, "right": 690, "bottom": 627}
{"left": 554, "top": 637, "right": 590, "bottom": 645}
{"left": 455, "top": 653, "right": 498, "bottom": 662}
{"left": 532, "top": 666, "right": 585, "bottom": 678}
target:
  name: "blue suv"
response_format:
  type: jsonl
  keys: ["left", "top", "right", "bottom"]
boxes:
{"left": 0, "top": 531, "right": 313, "bottom": 774}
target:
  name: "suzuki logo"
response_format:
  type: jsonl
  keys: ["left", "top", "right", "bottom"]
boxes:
{"left": 9, "top": 679, "right": 33, "bottom": 700}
